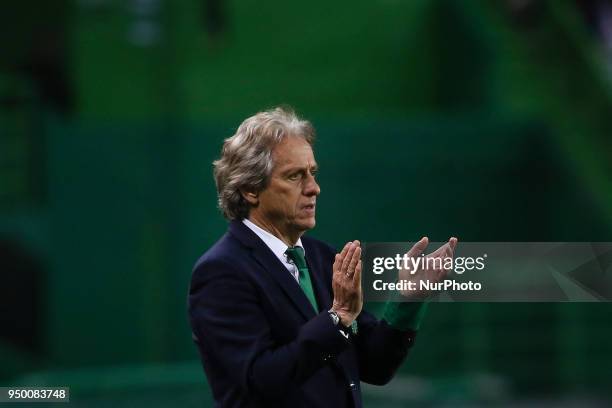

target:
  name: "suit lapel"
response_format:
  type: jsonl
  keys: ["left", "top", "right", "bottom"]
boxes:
{"left": 303, "top": 240, "right": 333, "bottom": 312}
{"left": 229, "top": 220, "right": 317, "bottom": 321}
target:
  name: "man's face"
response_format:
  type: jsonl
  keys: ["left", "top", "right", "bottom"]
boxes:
{"left": 249, "top": 135, "right": 320, "bottom": 241}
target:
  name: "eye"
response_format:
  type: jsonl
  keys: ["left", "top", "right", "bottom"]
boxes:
{"left": 288, "top": 173, "right": 301, "bottom": 181}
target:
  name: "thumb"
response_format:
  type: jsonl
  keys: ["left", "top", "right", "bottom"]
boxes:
{"left": 448, "top": 237, "right": 458, "bottom": 253}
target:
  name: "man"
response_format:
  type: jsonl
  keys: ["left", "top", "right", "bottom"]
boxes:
{"left": 188, "top": 107, "right": 457, "bottom": 407}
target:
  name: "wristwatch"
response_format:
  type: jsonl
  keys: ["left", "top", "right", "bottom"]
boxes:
{"left": 328, "top": 309, "right": 342, "bottom": 326}
{"left": 328, "top": 309, "right": 355, "bottom": 336}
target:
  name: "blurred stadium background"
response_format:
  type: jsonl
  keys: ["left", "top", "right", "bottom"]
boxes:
{"left": 1, "top": 0, "right": 612, "bottom": 406}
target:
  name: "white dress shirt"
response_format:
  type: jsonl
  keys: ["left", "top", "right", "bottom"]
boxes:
{"left": 242, "top": 218, "right": 304, "bottom": 283}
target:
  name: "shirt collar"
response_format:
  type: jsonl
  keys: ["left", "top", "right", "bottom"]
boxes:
{"left": 242, "top": 219, "right": 304, "bottom": 261}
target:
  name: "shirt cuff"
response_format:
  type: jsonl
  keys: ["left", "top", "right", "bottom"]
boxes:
{"left": 382, "top": 297, "right": 429, "bottom": 331}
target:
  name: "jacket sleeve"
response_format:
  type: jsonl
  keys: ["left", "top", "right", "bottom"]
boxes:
{"left": 352, "top": 309, "right": 418, "bottom": 385}
{"left": 316, "top": 241, "right": 420, "bottom": 386}
{"left": 188, "top": 257, "right": 349, "bottom": 400}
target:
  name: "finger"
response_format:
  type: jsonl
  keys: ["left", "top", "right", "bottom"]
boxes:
{"left": 347, "top": 247, "right": 361, "bottom": 277}
{"left": 446, "top": 238, "right": 458, "bottom": 259}
{"left": 348, "top": 239, "right": 361, "bottom": 271}
{"left": 353, "top": 259, "right": 362, "bottom": 289}
{"left": 334, "top": 243, "right": 351, "bottom": 272}
{"left": 341, "top": 242, "right": 356, "bottom": 273}
{"left": 406, "top": 236, "right": 429, "bottom": 258}
{"left": 339, "top": 242, "right": 351, "bottom": 260}
{"left": 333, "top": 254, "right": 342, "bottom": 278}
{"left": 442, "top": 238, "right": 458, "bottom": 260}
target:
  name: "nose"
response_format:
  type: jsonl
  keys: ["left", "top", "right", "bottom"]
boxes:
{"left": 304, "top": 173, "right": 320, "bottom": 196}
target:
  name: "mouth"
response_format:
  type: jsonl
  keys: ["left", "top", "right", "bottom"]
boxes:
{"left": 302, "top": 203, "right": 316, "bottom": 212}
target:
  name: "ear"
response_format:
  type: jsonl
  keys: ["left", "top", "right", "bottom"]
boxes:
{"left": 240, "top": 189, "right": 259, "bottom": 205}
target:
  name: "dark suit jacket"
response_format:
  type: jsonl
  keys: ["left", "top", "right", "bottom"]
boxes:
{"left": 188, "top": 220, "right": 417, "bottom": 407}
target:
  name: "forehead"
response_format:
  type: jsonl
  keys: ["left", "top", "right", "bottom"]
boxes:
{"left": 272, "top": 136, "right": 316, "bottom": 168}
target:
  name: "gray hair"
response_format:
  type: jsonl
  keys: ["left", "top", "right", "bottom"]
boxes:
{"left": 213, "top": 106, "right": 316, "bottom": 220}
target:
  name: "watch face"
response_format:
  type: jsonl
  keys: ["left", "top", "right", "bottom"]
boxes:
{"left": 329, "top": 311, "right": 339, "bottom": 325}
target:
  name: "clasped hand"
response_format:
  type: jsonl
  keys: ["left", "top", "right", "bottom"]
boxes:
{"left": 398, "top": 237, "right": 458, "bottom": 300}
{"left": 330, "top": 237, "right": 458, "bottom": 326}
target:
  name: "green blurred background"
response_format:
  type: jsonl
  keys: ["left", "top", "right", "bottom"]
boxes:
{"left": 1, "top": 0, "right": 612, "bottom": 406}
